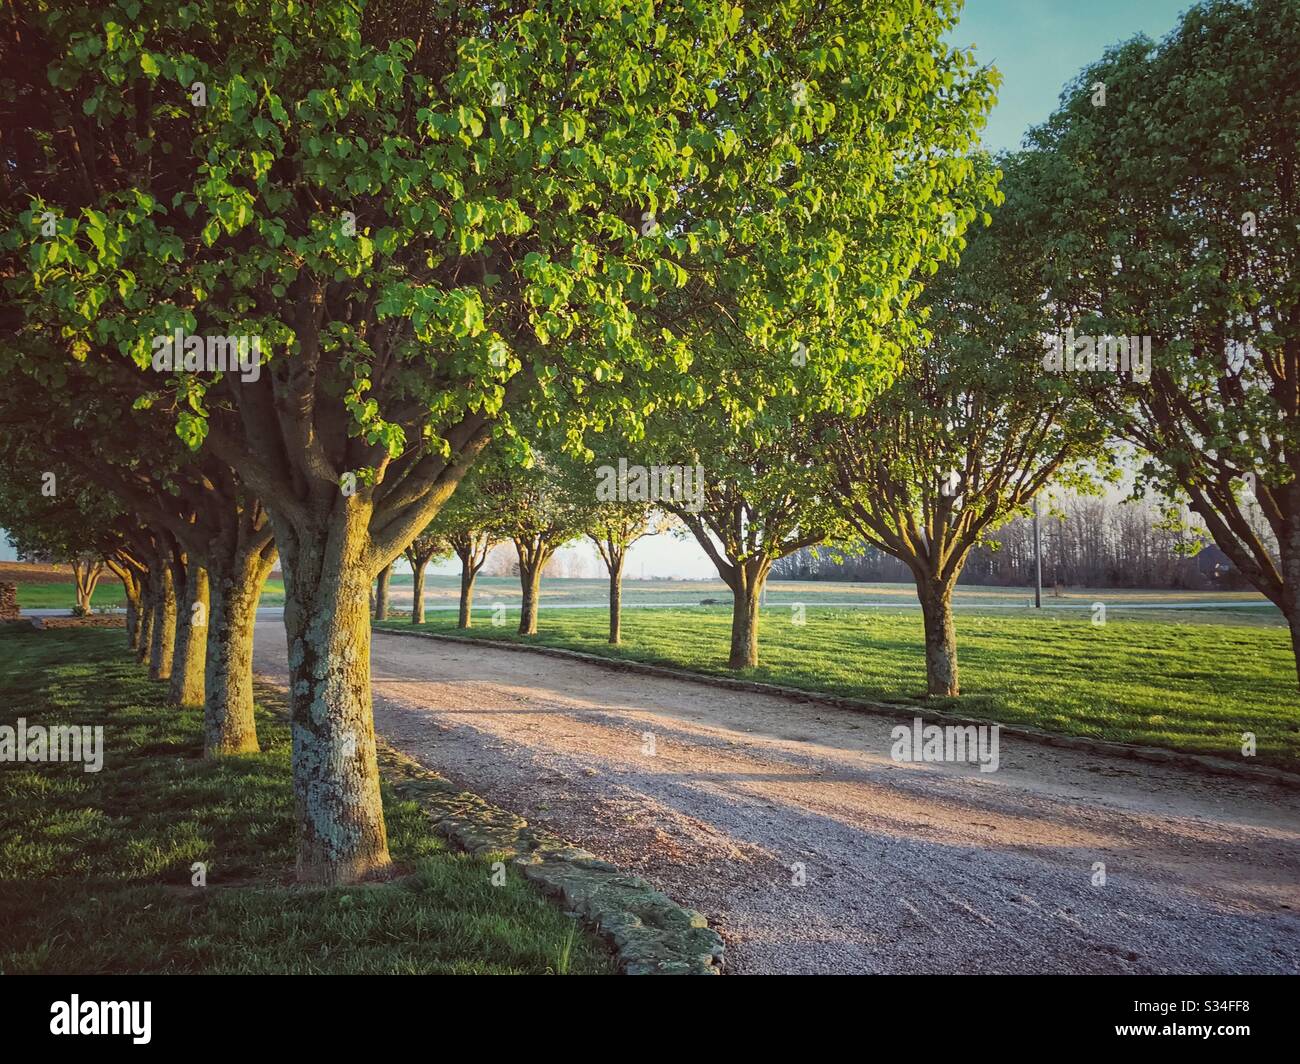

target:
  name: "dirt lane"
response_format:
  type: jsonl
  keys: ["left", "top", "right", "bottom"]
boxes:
{"left": 254, "top": 623, "right": 1300, "bottom": 974}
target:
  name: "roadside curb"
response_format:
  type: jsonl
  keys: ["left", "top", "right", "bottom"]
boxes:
{"left": 373, "top": 624, "right": 1300, "bottom": 793}
{"left": 374, "top": 744, "right": 724, "bottom": 975}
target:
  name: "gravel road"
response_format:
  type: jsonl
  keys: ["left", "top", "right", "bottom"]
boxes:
{"left": 253, "top": 623, "right": 1300, "bottom": 974}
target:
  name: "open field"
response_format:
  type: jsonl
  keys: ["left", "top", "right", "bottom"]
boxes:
{"left": 378, "top": 601, "right": 1300, "bottom": 767}
{"left": 0, "top": 561, "right": 89, "bottom": 584}
{"left": 4, "top": 565, "right": 286, "bottom": 610}
{"left": 381, "top": 574, "right": 1287, "bottom": 629}
{"left": 0, "top": 626, "right": 611, "bottom": 975}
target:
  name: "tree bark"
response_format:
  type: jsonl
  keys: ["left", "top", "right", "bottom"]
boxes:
{"left": 1288, "top": 611, "right": 1300, "bottom": 695}
{"left": 608, "top": 550, "right": 625, "bottom": 644}
{"left": 136, "top": 572, "right": 155, "bottom": 665}
{"left": 125, "top": 596, "right": 139, "bottom": 649}
{"left": 918, "top": 578, "right": 959, "bottom": 697}
{"left": 148, "top": 564, "right": 176, "bottom": 681}
{"left": 119, "top": 570, "right": 142, "bottom": 651}
{"left": 280, "top": 512, "right": 390, "bottom": 885}
{"left": 458, "top": 557, "right": 477, "bottom": 628}
{"left": 72, "top": 559, "right": 102, "bottom": 613}
{"left": 411, "top": 560, "right": 426, "bottom": 624}
{"left": 170, "top": 563, "right": 208, "bottom": 708}
{"left": 518, "top": 556, "right": 544, "bottom": 635}
{"left": 727, "top": 560, "right": 769, "bottom": 669}
{"left": 203, "top": 551, "right": 271, "bottom": 757}
{"left": 374, "top": 563, "right": 392, "bottom": 620}
{"left": 1283, "top": 539, "right": 1300, "bottom": 694}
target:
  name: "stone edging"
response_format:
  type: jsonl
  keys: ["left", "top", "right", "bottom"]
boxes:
{"left": 373, "top": 624, "right": 1300, "bottom": 793}
{"left": 36, "top": 615, "right": 126, "bottom": 629}
{"left": 375, "top": 745, "right": 723, "bottom": 975}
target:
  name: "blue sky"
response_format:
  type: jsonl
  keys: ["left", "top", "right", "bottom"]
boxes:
{"left": 952, "top": 0, "right": 1192, "bottom": 153}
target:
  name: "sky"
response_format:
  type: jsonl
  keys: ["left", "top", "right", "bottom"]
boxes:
{"left": 952, "top": 0, "right": 1191, "bottom": 154}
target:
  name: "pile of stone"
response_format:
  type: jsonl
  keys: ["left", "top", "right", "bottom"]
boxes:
{"left": 0, "top": 582, "right": 19, "bottom": 622}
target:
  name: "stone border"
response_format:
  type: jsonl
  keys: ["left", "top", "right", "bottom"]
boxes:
{"left": 375, "top": 744, "right": 723, "bottom": 975}
{"left": 35, "top": 615, "right": 126, "bottom": 629}
{"left": 374, "top": 624, "right": 1300, "bottom": 793}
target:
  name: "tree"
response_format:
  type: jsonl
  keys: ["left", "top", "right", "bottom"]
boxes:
{"left": 589, "top": 501, "right": 667, "bottom": 645}
{"left": 403, "top": 527, "right": 449, "bottom": 624}
{"left": 0, "top": 481, "right": 119, "bottom": 614}
{"left": 546, "top": 446, "right": 668, "bottom": 644}
{"left": 168, "top": 551, "right": 208, "bottom": 708}
{"left": 431, "top": 467, "right": 503, "bottom": 629}
{"left": 105, "top": 542, "right": 147, "bottom": 650}
{"left": 823, "top": 154, "right": 1110, "bottom": 695}
{"left": 67, "top": 557, "right": 104, "bottom": 614}
{"left": 374, "top": 563, "right": 393, "bottom": 621}
{"left": 490, "top": 458, "right": 589, "bottom": 635}
{"left": 2, "top": 0, "right": 999, "bottom": 882}
{"left": 1022, "top": 0, "right": 1300, "bottom": 688}
{"left": 660, "top": 411, "right": 836, "bottom": 668}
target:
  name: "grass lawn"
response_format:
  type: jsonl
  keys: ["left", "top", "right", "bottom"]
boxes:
{"left": 378, "top": 604, "right": 1300, "bottom": 767}
{"left": 0, "top": 626, "right": 612, "bottom": 974}
{"left": 13, "top": 579, "right": 286, "bottom": 610}
{"left": 382, "top": 571, "right": 1283, "bottom": 621}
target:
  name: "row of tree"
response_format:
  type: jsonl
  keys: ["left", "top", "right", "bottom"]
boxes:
{"left": 1, "top": 0, "right": 1295, "bottom": 894}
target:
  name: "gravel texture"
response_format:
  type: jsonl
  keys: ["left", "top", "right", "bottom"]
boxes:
{"left": 253, "top": 622, "right": 1300, "bottom": 974}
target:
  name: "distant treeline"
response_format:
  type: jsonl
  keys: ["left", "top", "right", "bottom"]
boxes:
{"left": 774, "top": 498, "right": 1257, "bottom": 591}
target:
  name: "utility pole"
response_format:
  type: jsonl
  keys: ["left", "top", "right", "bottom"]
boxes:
{"left": 1032, "top": 495, "right": 1043, "bottom": 609}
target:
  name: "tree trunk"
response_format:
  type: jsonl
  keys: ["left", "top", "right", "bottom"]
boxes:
{"left": 374, "top": 563, "right": 392, "bottom": 620}
{"left": 202, "top": 552, "right": 269, "bottom": 757}
{"left": 411, "top": 561, "right": 426, "bottom": 624}
{"left": 280, "top": 514, "right": 390, "bottom": 885}
{"left": 136, "top": 573, "right": 156, "bottom": 665}
{"left": 727, "top": 561, "right": 768, "bottom": 669}
{"left": 1281, "top": 539, "right": 1300, "bottom": 693}
{"left": 73, "top": 561, "right": 101, "bottom": 613}
{"left": 148, "top": 565, "right": 176, "bottom": 681}
{"left": 458, "top": 555, "right": 477, "bottom": 628}
{"left": 608, "top": 550, "right": 625, "bottom": 645}
{"left": 170, "top": 564, "right": 208, "bottom": 708}
{"left": 918, "top": 578, "right": 959, "bottom": 697}
{"left": 123, "top": 576, "right": 142, "bottom": 651}
{"left": 1289, "top": 611, "right": 1300, "bottom": 695}
{"left": 518, "top": 557, "right": 543, "bottom": 635}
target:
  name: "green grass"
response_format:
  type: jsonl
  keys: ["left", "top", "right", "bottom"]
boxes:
{"left": 0, "top": 626, "right": 612, "bottom": 974}
{"left": 14, "top": 581, "right": 127, "bottom": 609}
{"left": 378, "top": 604, "right": 1300, "bottom": 767}
{"left": 14, "top": 579, "right": 286, "bottom": 610}
{"left": 385, "top": 572, "right": 1285, "bottom": 621}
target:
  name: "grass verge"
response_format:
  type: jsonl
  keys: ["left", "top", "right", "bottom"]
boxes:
{"left": 378, "top": 605, "right": 1300, "bottom": 767}
{"left": 13, "top": 580, "right": 287, "bottom": 610}
{"left": 0, "top": 626, "right": 612, "bottom": 974}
